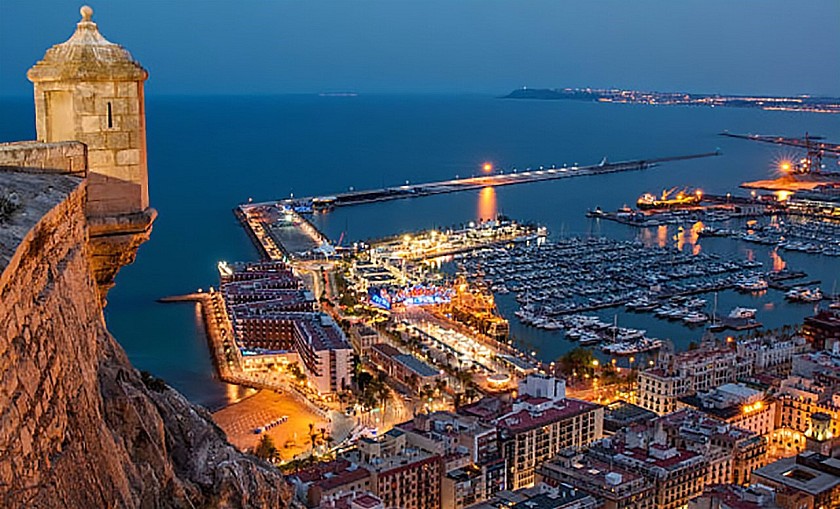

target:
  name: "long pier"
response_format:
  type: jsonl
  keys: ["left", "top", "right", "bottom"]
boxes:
{"left": 255, "top": 151, "right": 720, "bottom": 210}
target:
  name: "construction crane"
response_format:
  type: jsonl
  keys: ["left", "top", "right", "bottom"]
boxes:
{"left": 720, "top": 132, "right": 840, "bottom": 174}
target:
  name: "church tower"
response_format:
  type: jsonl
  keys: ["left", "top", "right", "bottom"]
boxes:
{"left": 28, "top": 5, "right": 149, "bottom": 217}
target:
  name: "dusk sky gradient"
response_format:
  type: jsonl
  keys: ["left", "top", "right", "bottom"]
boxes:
{"left": 2, "top": 0, "right": 839, "bottom": 97}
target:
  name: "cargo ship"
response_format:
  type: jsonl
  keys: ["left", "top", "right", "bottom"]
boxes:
{"left": 637, "top": 187, "right": 702, "bottom": 210}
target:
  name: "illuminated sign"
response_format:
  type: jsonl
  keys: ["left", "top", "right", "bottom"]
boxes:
{"left": 368, "top": 284, "right": 454, "bottom": 309}
{"left": 369, "top": 287, "right": 392, "bottom": 310}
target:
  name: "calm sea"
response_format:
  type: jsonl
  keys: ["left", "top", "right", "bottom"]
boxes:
{"left": 1, "top": 94, "right": 838, "bottom": 409}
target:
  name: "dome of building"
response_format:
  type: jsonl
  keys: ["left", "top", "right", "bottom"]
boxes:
{"left": 28, "top": 6, "right": 147, "bottom": 83}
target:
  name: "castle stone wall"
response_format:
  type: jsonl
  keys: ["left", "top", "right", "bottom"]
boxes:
{"left": 0, "top": 168, "right": 290, "bottom": 508}
{"left": 0, "top": 140, "right": 87, "bottom": 175}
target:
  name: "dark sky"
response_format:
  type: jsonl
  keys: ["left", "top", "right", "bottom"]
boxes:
{"left": 2, "top": 0, "right": 838, "bottom": 97}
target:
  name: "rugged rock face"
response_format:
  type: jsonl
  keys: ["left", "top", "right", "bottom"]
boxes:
{"left": 0, "top": 168, "right": 290, "bottom": 507}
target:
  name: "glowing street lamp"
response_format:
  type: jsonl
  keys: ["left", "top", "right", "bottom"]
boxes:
{"left": 482, "top": 162, "right": 493, "bottom": 173}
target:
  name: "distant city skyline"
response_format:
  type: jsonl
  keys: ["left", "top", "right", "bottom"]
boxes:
{"left": 1, "top": 0, "right": 838, "bottom": 98}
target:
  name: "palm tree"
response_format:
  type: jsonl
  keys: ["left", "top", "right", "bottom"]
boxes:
{"left": 375, "top": 380, "right": 391, "bottom": 412}
{"left": 456, "top": 370, "right": 472, "bottom": 388}
{"left": 434, "top": 378, "right": 447, "bottom": 397}
{"left": 464, "top": 384, "right": 478, "bottom": 404}
{"left": 420, "top": 384, "right": 435, "bottom": 405}
{"left": 254, "top": 434, "right": 279, "bottom": 463}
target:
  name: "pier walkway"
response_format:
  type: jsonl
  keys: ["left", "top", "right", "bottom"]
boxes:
{"left": 256, "top": 152, "right": 721, "bottom": 210}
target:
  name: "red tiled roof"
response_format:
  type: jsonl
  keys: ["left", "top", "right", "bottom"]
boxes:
{"left": 497, "top": 399, "right": 598, "bottom": 432}
{"left": 621, "top": 446, "right": 700, "bottom": 469}
{"left": 295, "top": 458, "right": 371, "bottom": 491}
{"left": 351, "top": 494, "right": 383, "bottom": 509}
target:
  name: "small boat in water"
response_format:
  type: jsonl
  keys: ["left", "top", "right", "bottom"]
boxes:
{"left": 735, "top": 276, "right": 768, "bottom": 292}
{"left": 728, "top": 307, "right": 757, "bottom": 320}
{"left": 786, "top": 287, "right": 823, "bottom": 303}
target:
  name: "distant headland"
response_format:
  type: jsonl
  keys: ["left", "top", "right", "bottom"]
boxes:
{"left": 503, "top": 87, "right": 840, "bottom": 114}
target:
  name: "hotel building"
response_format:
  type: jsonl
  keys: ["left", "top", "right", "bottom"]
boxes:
{"left": 220, "top": 261, "right": 353, "bottom": 395}
{"left": 496, "top": 375, "right": 603, "bottom": 490}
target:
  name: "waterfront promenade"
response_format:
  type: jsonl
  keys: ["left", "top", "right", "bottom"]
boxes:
{"left": 161, "top": 291, "right": 357, "bottom": 448}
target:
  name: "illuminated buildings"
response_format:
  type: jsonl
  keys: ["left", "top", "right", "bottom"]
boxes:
{"left": 736, "top": 334, "right": 808, "bottom": 376}
{"left": 218, "top": 260, "right": 298, "bottom": 285}
{"left": 678, "top": 383, "right": 775, "bottom": 437}
{"left": 657, "top": 409, "right": 768, "bottom": 487}
{"left": 349, "top": 323, "right": 380, "bottom": 352}
{"left": 235, "top": 312, "right": 353, "bottom": 394}
{"left": 397, "top": 411, "right": 506, "bottom": 508}
{"left": 497, "top": 375, "right": 603, "bottom": 489}
{"left": 802, "top": 310, "right": 840, "bottom": 351}
{"left": 688, "top": 484, "right": 781, "bottom": 509}
{"left": 294, "top": 432, "right": 443, "bottom": 509}
{"left": 771, "top": 376, "right": 840, "bottom": 458}
{"left": 536, "top": 449, "right": 656, "bottom": 509}
{"left": 587, "top": 437, "right": 707, "bottom": 509}
{"left": 750, "top": 452, "right": 840, "bottom": 509}
{"left": 368, "top": 343, "right": 442, "bottom": 394}
{"left": 345, "top": 429, "right": 443, "bottom": 509}
{"left": 638, "top": 345, "right": 740, "bottom": 415}
{"left": 639, "top": 337, "right": 802, "bottom": 416}
{"left": 219, "top": 261, "right": 353, "bottom": 395}
{"left": 290, "top": 458, "right": 373, "bottom": 507}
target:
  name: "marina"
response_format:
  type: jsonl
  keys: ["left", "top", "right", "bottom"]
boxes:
{"left": 698, "top": 217, "right": 840, "bottom": 258}
{"left": 589, "top": 187, "right": 840, "bottom": 258}
{"left": 456, "top": 235, "right": 820, "bottom": 354}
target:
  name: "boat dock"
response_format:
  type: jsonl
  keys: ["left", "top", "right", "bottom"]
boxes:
{"left": 236, "top": 203, "right": 330, "bottom": 261}
{"left": 260, "top": 152, "right": 720, "bottom": 210}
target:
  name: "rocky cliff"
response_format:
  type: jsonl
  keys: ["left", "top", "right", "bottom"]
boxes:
{"left": 0, "top": 161, "right": 290, "bottom": 507}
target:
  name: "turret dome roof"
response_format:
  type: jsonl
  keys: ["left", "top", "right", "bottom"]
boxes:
{"left": 28, "top": 6, "right": 147, "bottom": 83}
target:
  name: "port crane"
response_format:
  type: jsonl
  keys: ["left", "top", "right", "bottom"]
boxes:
{"left": 721, "top": 132, "right": 840, "bottom": 174}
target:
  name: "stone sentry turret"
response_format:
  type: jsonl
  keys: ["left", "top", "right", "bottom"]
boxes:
{"left": 28, "top": 5, "right": 156, "bottom": 299}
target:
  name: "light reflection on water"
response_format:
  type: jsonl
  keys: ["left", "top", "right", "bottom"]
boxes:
{"left": 477, "top": 186, "right": 497, "bottom": 223}
{"left": 770, "top": 248, "right": 787, "bottom": 272}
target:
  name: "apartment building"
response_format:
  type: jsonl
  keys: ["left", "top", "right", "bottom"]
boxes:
{"left": 536, "top": 448, "right": 655, "bottom": 509}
